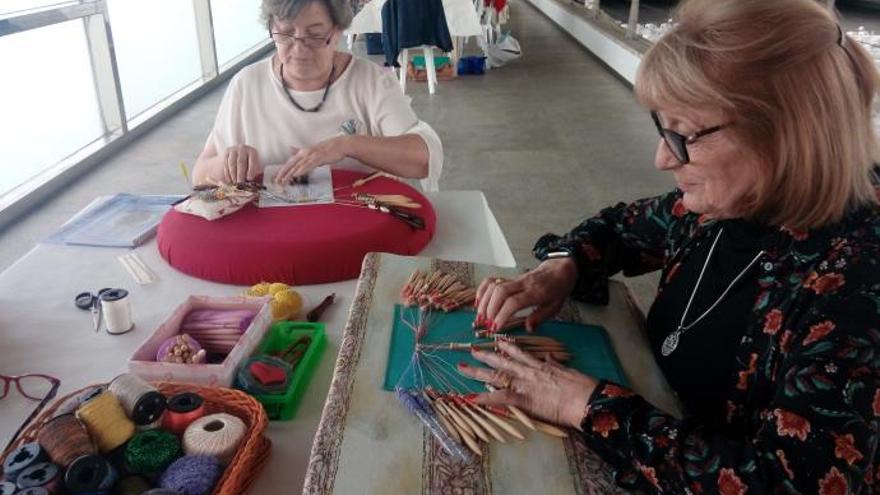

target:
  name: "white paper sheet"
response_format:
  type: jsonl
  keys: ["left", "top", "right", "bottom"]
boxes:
{"left": 258, "top": 165, "right": 334, "bottom": 208}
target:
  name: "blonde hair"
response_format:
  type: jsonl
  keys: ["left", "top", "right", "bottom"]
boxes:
{"left": 636, "top": 0, "right": 880, "bottom": 230}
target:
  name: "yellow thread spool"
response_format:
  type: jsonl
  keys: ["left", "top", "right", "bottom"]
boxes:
{"left": 75, "top": 391, "right": 136, "bottom": 453}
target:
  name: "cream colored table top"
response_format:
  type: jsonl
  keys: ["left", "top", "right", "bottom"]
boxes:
{"left": 0, "top": 190, "right": 514, "bottom": 493}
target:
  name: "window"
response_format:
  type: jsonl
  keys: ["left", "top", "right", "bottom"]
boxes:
{"left": 211, "top": 0, "right": 268, "bottom": 68}
{"left": 106, "top": 0, "right": 202, "bottom": 119}
{"left": 0, "top": 20, "right": 103, "bottom": 198}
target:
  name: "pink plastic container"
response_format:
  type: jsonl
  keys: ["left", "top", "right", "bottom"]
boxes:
{"left": 128, "top": 295, "right": 272, "bottom": 386}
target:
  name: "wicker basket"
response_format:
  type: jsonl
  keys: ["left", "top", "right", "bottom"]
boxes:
{"left": 1, "top": 382, "right": 271, "bottom": 495}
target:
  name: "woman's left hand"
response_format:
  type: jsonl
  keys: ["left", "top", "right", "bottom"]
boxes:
{"left": 458, "top": 340, "right": 598, "bottom": 429}
{"left": 275, "top": 137, "right": 350, "bottom": 184}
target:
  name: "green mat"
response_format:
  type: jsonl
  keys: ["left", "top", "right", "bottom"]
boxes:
{"left": 383, "top": 305, "right": 627, "bottom": 393}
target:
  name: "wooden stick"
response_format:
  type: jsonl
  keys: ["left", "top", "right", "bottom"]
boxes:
{"left": 437, "top": 399, "right": 475, "bottom": 438}
{"left": 447, "top": 401, "right": 490, "bottom": 443}
{"left": 532, "top": 419, "right": 568, "bottom": 438}
{"left": 475, "top": 405, "right": 525, "bottom": 440}
{"left": 507, "top": 405, "right": 537, "bottom": 431}
{"left": 429, "top": 398, "right": 461, "bottom": 444}
{"left": 461, "top": 402, "right": 506, "bottom": 443}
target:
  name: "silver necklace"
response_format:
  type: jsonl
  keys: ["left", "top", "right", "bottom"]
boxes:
{"left": 661, "top": 227, "right": 765, "bottom": 357}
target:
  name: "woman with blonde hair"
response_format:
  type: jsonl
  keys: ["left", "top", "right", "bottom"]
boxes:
{"left": 462, "top": 0, "right": 880, "bottom": 492}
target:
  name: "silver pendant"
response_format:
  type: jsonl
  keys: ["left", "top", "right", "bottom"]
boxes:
{"left": 661, "top": 329, "right": 681, "bottom": 356}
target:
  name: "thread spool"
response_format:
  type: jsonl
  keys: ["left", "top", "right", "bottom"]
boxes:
{"left": 2, "top": 442, "right": 47, "bottom": 483}
{"left": 162, "top": 393, "right": 205, "bottom": 436}
{"left": 15, "top": 462, "right": 61, "bottom": 492}
{"left": 37, "top": 414, "right": 98, "bottom": 468}
{"left": 115, "top": 475, "right": 152, "bottom": 495}
{"left": 75, "top": 391, "right": 136, "bottom": 453}
{"left": 100, "top": 288, "right": 133, "bottom": 335}
{"left": 14, "top": 488, "right": 49, "bottom": 495}
{"left": 0, "top": 481, "right": 16, "bottom": 495}
{"left": 182, "top": 414, "right": 246, "bottom": 464}
{"left": 124, "top": 430, "right": 180, "bottom": 474}
{"left": 108, "top": 374, "right": 167, "bottom": 426}
{"left": 64, "top": 454, "right": 118, "bottom": 493}
{"left": 158, "top": 455, "right": 222, "bottom": 495}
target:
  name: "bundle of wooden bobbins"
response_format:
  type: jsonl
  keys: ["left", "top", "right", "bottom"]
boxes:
{"left": 0, "top": 374, "right": 247, "bottom": 495}
{"left": 401, "top": 270, "right": 477, "bottom": 312}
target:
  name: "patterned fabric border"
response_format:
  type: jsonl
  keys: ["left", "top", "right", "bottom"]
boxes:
{"left": 303, "top": 253, "right": 382, "bottom": 495}
{"left": 430, "top": 259, "right": 475, "bottom": 287}
{"left": 563, "top": 435, "right": 631, "bottom": 495}
{"left": 559, "top": 291, "right": 631, "bottom": 494}
{"left": 422, "top": 428, "right": 493, "bottom": 495}
{"left": 423, "top": 259, "right": 490, "bottom": 494}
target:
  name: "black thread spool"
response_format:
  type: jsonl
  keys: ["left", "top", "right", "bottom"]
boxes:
{"left": 37, "top": 414, "right": 98, "bottom": 468}
{"left": 15, "top": 462, "right": 61, "bottom": 491}
{"left": 64, "top": 454, "right": 118, "bottom": 493}
{"left": 0, "top": 481, "right": 16, "bottom": 495}
{"left": 1, "top": 442, "right": 46, "bottom": 483}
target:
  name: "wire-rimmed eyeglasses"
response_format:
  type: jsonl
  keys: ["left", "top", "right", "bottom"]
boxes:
{"left": 2, "top": 374, "right": 60, "bottom": 453}
{"left": 270, "top": 31, "right": 334, "bottom": 49}
{"left": 651, "top": 111, "right": 730, "bottom": 165}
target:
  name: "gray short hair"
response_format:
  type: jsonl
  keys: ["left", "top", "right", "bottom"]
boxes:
{"left": 261, "top": 0, "right": 353, "bottom": 31}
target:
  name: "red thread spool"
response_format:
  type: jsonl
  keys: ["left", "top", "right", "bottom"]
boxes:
{"left": 36, "top": 414, "right": 98, "bottom": 468}
{"left": 162, "top": 392, "right": 206, "bottom": 435}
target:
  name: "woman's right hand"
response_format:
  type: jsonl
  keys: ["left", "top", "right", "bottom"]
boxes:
{"left": 223, "top": 144, "right": 261, "bottom": 183}
{"left": 475, "top": 258, "right": 578, "bottom": 332}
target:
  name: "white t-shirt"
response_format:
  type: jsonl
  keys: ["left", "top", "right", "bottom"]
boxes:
{"left": 207, "top": 56, "right": 443, "bottom": 191}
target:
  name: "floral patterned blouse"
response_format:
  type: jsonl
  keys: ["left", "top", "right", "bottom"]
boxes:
{"left": 534, "top": 190, "right": 880, "bottom": 495}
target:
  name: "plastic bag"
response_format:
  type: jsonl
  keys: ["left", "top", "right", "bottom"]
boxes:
{"left": 485, "top": 32, "right": 521, "bottom": 68}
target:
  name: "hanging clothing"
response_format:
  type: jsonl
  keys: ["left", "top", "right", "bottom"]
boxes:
{"left": 381, "top": 0, "right": 453, "bottom": 67}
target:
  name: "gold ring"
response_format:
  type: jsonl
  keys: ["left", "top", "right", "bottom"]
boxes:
{"left": 498, "top": 374, "right": 513, "bottom": 389}
{"left": 493, "top": 278, "right": 504, "bottom": 284}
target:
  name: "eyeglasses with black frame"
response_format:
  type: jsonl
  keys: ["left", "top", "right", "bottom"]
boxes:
{"left": 2, "top": 374, "right": 60, "bottom": 453}
{"left": 651, "top": 111, "right": 730, "bottom": 165}
{"left": 270, "top": 30, "right": 334, "bottom": 49}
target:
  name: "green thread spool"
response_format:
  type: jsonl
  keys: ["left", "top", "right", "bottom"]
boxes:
{"left": 124, "top": 430, "right": 181, "bottom": 475}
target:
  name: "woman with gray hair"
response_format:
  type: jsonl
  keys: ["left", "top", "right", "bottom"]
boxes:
{"left": 192, "top": 0, "right": 442, "bottom": 190}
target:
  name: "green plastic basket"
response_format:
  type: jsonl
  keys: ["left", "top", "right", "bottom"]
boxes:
{"left": 248, "top": 321, "right": 326, "bottom": 421}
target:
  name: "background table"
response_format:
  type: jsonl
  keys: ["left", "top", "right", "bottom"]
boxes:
{"left": 0, "top": 190, "right": 514, "bottom": 493}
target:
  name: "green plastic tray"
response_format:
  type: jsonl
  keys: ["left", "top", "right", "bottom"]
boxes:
{"left": 250, "top": 321, "right": 326, "bottom": 421}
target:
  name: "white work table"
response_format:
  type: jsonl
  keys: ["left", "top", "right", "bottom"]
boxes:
{"left": 0, "top": 190, "right": 515, "bottom": 493}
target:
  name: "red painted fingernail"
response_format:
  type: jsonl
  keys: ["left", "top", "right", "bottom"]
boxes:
{"left": 457, "top": 362, "right": 467, "bottom": 369}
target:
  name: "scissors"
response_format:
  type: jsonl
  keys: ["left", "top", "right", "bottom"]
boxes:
{"left": 75, "top": 288, "right": 113, "bottom": 332}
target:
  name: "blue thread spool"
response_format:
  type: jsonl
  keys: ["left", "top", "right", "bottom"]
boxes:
{"left": 64, "top": 454, "right": 118, "bottom": 493}
{"left": 2, "top": 442, "right": 46, "bottom": 483}
{"left": 15, "top": 488, "right": 50, "bottom": 495}
{"left": 159, "top": 455, "right": 222, "bottom": 495}
{"left": 15, "top": 462, "right": 61, "bottom": 492}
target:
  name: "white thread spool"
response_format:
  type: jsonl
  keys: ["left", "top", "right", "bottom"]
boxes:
{"left": 182, "top": 413, "right": 246, "bottom": 464}
{"left": 100, "top": 289, "right": 133, "bottom": 335}
{"left": 107, "top": 373, "right": 166, "bottom": 426}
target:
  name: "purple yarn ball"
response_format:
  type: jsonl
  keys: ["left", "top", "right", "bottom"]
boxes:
{"left": 158, "top": 456, "right": 221, "bottom": 495}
